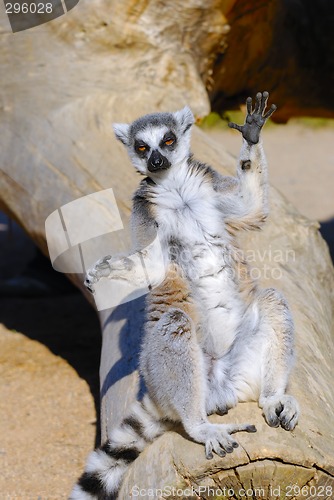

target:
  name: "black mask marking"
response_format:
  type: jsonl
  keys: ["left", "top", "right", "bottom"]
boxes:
{"left": 134, "top": 140, "right": 150, "bottom": 157}
{"left": 147, "top": 150, "right": 171, "bottom": 172}
{"left": 160, "top": 131, "right": 177, "bottom": 150}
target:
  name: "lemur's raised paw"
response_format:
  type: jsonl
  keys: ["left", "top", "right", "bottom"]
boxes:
{"left": 262, "top": 394, "right": 299, "bottom": 431}
{"left": 84, "top": 255, "right": 112, "bottom": 293}
{"left": 228, "top": 91, "right": 276, "bottom": 145}
{"left": 193, "top": 422, "right": 256, "bottom": 460}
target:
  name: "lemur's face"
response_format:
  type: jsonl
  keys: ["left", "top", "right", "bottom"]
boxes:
{"left": 113, "top": 107, "right": 194, "bottom": 176}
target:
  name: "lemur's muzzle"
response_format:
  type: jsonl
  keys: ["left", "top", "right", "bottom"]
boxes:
{"left": 148, "top": 150, "right": 171, "bottom": 172}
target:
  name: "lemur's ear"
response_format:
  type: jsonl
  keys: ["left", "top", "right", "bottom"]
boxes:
{"left": 173, "top": 106, "right": 195, "bottom": 134}
{"left": 113, "top": 123, "right": 130, "bottom": 145}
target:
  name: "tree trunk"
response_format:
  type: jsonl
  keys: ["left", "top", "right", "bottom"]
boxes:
{"left": 1, "top": 1, "right": 334, "bottom": 497}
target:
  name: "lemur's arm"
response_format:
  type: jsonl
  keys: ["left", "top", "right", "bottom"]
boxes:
{"left": 131, "top": 186, "right": 159, "bottom": 251}
{"left": 84, "top": 189, "right": 162, "bottom": 294}
{"left": 218, "top": 92, "right": 276, "bottom": 231}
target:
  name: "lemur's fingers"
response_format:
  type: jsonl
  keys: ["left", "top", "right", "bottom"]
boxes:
{"left": 199, "top": 422, "right": 256, "bottom": 461}
{"left": 84, "top": 278, "right": 95, "bottom": 294}
{"left": 205, "top": 441, "right": 226, "bottom": 460}
{"left": 260, "top": 91, "right": 269, "bottom": 115}
{"left": 246, "top": 96, "right": 253, "bottom": 115}
{"left": 123, "top": 257, "right": 134, "bottom": 270}
{"left": 85, "top": 282, "right": 95, "bottom": 294}
{"left": 262, "top": 395, "right": 299, "bottom": 431}
{"left": 254, "top": 92, "right": 262, "bottom": 114}
{"left": 228, "top": 122, "right": 243, "bottom": 133}
{"left": 87, "top": 270, "right": 98, "bottom": 280}
{"left": 263, "top": 103, "right": 277, "bottom": 120}
{"left": 96, "top": 255, "right": 112, "bottom": 269}
{"left": 225, "top": 423, "right": 257, "bottom": 434}
{"left": 206, "top": 449, "right": 215, "bottom": 460}
{"left": 205, "top": 442, "right": 214, "bottom": 460}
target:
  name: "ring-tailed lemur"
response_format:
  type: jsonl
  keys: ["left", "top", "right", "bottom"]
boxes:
{"left": 71, "top": 92, "right": 299, "bottom": 499}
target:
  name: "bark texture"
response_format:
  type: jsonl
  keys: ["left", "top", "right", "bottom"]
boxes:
{"left": 0, "top": 1, "right": 334, "bottom": 497}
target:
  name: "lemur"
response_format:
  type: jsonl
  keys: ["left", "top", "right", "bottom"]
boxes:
{"left": 71, "top": 92, "right": 299, "bottom": 499}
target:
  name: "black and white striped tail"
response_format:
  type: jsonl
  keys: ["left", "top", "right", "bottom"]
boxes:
{"left": 70, "top": 395, "right": 166, "bottom": 500}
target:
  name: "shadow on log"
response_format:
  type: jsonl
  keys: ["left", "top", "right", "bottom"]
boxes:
{"left": 0, "top": 0, "right": 334, "bottom": 497}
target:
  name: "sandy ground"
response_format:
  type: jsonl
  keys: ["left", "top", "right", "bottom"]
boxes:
{"left": 0, "top": 123, "right": 333, "bottom": 499}
{"left": 0, "top": 225, "right": 101, "bottom": 498}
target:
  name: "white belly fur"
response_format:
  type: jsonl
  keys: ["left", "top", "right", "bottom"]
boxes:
{"left": 153, "top": 172, "right": 247, "bottom": 358}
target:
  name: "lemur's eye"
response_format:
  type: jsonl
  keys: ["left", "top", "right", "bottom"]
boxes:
{"left": 160, "top": 132, "right": 176, "bottom": 149}
{"left": 135, "top": 142, "right": 148, "bottom": 154}
{"left": 165, "top": 138, "right": 174, "bottom": 146}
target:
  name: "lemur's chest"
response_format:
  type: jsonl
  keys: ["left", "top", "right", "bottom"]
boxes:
{"left": 152, "top": 176, "right": 222, "bottom": 243}
{"left": 147, "top": 170, "right": 243, "bottom": 357}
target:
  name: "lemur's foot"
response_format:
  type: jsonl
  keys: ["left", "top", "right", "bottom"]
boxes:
{"left": 228, "top": 91, "right": 276, "bottom": 145}
{"left": 207, "top": 400, "right": 237, "bottom": 417}
{"left": 215, "top": 406, "right": 229, "bottom": 416}
{"left": 262, "top": 394, "right": 299, "bottom": 431}
{"left": 84, "top": 255, "right": 113, "bottom": 293}
{"left": 192, "top": 422, "right": 256, "bottom": 460}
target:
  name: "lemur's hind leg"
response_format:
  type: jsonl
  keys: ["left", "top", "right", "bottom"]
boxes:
{"left": 205, "top": 356, "right": 238, "bottom": 417}
{"left": 257, "top": 288, "right": 299, "bottom": 431}
{"left": 140, "top": 305, "right": 256, "bottom": 459}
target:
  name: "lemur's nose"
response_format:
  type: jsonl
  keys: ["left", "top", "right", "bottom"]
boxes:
{"left": 152, "top": 156, "right": 162, "bottom": 166}
{"left": 148, "top": 150, "right": 170, "bottom": 172}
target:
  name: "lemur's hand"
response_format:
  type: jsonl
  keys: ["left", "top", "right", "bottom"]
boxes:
{"left": 228, "top": 91, "right": 276, "bottom": 145}
{"left": 84, "top": 255, "right": 135, "bottom": 293}
{"left": 84, "top": 255, "right": 112, "bottom": 293}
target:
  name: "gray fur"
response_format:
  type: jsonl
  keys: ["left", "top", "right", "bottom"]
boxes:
{"left": 125, "top": 106, "right": 194, "bottom": 145}
{"left": 112, "top": 107, "right": 194, "bottom": 175}
{"left": 78, "top": 94, "right": 299, "bottom": 499}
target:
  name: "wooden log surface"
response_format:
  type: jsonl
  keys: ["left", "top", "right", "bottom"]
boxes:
{"left": 1, "top": 1, "right": 334, "bottom": 497}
